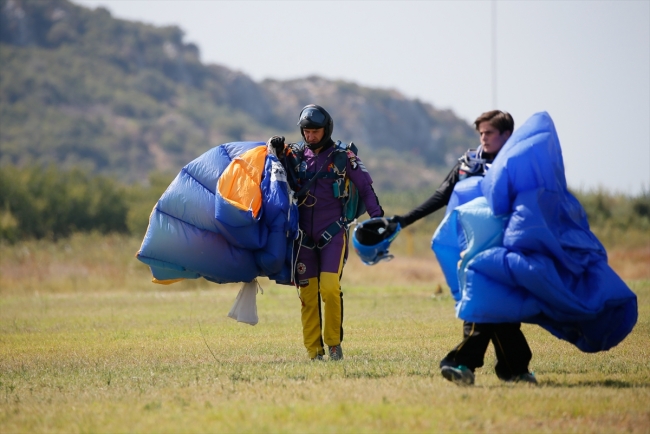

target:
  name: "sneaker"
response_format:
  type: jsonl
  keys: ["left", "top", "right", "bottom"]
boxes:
{"left": 441, "top": 365, "right": 475, "bottom": 386}
{"left": 311, "top": 354, "right": 324, "bottom": 361}
{"left": 328, "top": 345, "right": 343, "bottom": 361}
{"left": 507, "top": 372, "right": 538, "bottom": 384}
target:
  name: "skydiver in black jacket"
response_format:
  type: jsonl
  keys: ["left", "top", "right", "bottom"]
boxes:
{"left": 393, "top": 110, "right": 537, "bottom": 386}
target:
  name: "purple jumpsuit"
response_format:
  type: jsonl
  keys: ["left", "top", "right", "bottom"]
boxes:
{"left": 292, "top": 142, "right": 383, "bottom": 359}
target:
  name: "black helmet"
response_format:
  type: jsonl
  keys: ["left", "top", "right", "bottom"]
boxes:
{"left": 297, "top": 104, "right": 334, "bottom": 150}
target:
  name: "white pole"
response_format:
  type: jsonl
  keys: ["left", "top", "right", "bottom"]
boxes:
{"left": 492, "top": 0, "right": 497, "bottom": 109}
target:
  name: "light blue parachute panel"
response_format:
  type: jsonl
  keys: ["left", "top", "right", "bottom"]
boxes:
{"left": 432, "top": 197, "right": 509, "bottom": 305}
{"left": 432, "top": 112, "right": 637, "bottom": 352}
{"left": 137, "top": 142, "right": 298, "bottom": 285}
{"left": 445, "top": 175, "right": 484, "bottom": 215}
{"left": 431, "top": 175, "right": 487, "bottom": 297}
{"left": 431, "top": 210, "right": 463, "bottom": 299}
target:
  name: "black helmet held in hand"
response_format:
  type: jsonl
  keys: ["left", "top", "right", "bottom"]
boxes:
{"left": 297, "top": 104, "right": 334, "bottom": 150}
{"left": 352, "top": 217, "right": 402, "bottom": 265}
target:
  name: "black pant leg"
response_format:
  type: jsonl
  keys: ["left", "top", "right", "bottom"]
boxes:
{"left": 440, "top": 321, "right": 492, "bottom": 371}
{"left": 491, "top": 322, "right": 532, "bottom": 380}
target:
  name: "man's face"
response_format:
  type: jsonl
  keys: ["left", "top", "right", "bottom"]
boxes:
{"left": 478, "top": 121, "right": 511, "bottom": 154}
{"left": 303, "top": 128, "right": 325, "bottom": 145}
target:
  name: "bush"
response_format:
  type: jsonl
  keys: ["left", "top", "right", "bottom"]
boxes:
{"left": 1, "top": 163, "right": 647, "bottom": 250}
{"left": 573, "top": 188, "right": 650, "bottom": 232}
{"left": 0, "top": 165, "right": 128, "bottom": 241}
{"left": 124, "top": 171, "right": 175, "bottom": 237}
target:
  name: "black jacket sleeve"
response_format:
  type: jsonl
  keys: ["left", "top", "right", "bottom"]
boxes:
{"left": 400, "top": 162, "right": 461, "bottom": 227}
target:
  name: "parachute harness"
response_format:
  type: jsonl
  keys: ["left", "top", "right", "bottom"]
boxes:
{"left": 286, "top": 141, "right": 366, "bottom": 251}
{"left": 458, "top": 146, "right": 492, "bottom": 180}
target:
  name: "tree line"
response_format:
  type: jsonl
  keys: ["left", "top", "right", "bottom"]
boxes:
{"left": 0, "top": 165, "right": 648, "bottom": 243}
{"left": 1, "top": 0, "right": 476, "bottom": 191}
{"left": 0, "top": 165, "right": 163, "bottom": 242}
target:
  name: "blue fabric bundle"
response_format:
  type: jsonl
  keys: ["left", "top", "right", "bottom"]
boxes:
{"left": 136, "top": 142, "right": 298, "bottom": 285}
{"left": 432, "top": 112, "right": 637, "bottom": 352}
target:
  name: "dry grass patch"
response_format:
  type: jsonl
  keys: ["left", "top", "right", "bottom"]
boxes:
{"left": 1, "top": 234, "right": 649, "bottom": 433}
{"left": 1, "top": 284, "right": 648, "bottom": 433}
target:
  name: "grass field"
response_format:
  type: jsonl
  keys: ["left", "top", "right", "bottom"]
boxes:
{"left": 1, "top": 233, "right": 649, "bottom": 433}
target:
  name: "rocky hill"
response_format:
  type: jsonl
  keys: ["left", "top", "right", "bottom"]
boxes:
{"left": 0, "top": 0, "right": 478, "bottom": 191}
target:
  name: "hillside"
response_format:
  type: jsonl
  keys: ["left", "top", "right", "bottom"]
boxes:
{"left": 0, "top": 0, "right": 478, "bottom": 191}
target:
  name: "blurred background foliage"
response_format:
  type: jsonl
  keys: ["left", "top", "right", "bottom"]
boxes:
{"left": 1, "top": 0, "right": 648, "bottom": 249}
{"left": 1, "top": 165, "right": 648, "bottom": 249}
{"left": 1, "top": 0, "right": 475, "bottom": 189}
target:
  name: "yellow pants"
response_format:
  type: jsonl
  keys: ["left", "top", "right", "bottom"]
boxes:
{"left": 299, "top": 273, "right": 344, "bottom": 359}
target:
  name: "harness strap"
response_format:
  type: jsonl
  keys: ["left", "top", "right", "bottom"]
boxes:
{"left": 317, "top": 220, "right": 345, "bottom": 249}
{"left": 293, "top": 147, "right": 337, "bottom": 198}
{"left": 298, "top": 220, "right": 346, "bottom": 250}
{"left": 299, "top": 233, "right": 316, "bottom": 250}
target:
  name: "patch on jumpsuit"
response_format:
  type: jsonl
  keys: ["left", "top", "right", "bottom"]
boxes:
{"left": 346, "top": 150, "right": 358, "bottom": 170}
{"left": 297, "top": 262, "right": 309, "bottom": 287}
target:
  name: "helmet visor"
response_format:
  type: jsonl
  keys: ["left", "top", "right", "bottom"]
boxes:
{"left": 298, "top": 107, "right": 327, "bottom": 128}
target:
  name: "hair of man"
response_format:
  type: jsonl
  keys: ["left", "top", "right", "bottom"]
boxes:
{"left": 474, "top": 110, "right": 515, "bottom": 134}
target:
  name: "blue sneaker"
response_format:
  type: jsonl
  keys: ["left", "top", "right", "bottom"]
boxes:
{"left": 441, "top": 365, "right": 475, "bottom": 386}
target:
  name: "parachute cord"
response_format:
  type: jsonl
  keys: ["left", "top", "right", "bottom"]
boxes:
{"left": 292, "top": 230, "right": 304, "bottom": 296}
{"left": 298, "top": 192, "right": 317, "bottom": 207}
{"left": 287, "top": 189, "right": 294, "bottom": 227}
{"left": 197, "top": 319, "right": 219, "bottom": 364}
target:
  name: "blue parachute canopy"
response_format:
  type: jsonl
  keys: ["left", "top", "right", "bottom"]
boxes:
{"left": 136, "top": 142, "right": 298, "bottom": 285}
{"left": 432, "top": 112, "right": 637, "bottom": 353}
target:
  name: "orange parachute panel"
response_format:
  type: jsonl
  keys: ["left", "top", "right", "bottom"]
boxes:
{"left": 217, "top": 145, "right": 266, "bottom": 218}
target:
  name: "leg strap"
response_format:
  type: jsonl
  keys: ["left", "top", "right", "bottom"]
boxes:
{"left": 299, "top": 221, "right": 345, "bottom": 251}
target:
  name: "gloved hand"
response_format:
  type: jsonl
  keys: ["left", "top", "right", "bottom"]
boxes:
{"left": 267, "top": 135, "right": 285, "bottom": 156}
{"left": 390, "top": 215, "right": 408, "bottom": 228}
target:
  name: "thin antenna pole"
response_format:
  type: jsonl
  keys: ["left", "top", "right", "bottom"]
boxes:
{"left": 492, "top": 0, "right": 497, "bottom": 109}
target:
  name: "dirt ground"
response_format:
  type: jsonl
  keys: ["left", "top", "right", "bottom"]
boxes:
{"left": 607, "top": 246, "right": 650, "bottom": 281}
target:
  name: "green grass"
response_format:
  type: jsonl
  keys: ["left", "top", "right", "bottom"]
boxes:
{"left": 1, "top": 234, "right": 649, "bottom": 433}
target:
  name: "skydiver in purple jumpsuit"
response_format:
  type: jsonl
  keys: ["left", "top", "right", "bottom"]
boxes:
{"left": 269, "top": 105, "right": 383, "bottom": 361}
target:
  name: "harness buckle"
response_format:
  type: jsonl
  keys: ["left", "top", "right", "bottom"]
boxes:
{"left": 316, "top": 221, "right": 345, "bottom": 249}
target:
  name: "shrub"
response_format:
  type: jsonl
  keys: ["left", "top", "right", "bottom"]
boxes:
{"left": 0, "top": 165, "right": 128, "bottom": 241}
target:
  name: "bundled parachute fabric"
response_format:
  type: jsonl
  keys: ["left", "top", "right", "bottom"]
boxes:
{"left": 432, "top": 112, "right": 637, "bottom": 352}
{"left": 136, "top": 142, "right": 298, "bottom": 285}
